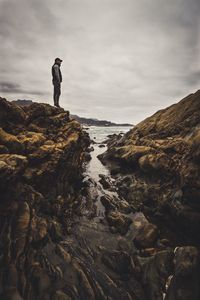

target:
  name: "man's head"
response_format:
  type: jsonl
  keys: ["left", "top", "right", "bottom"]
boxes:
{"left": 55, "top": 58, "right": 62, "bottom": 65}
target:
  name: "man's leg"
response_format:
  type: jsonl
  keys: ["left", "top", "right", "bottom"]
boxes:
{"left": 54, "top": 84, "right": 61, "bottom": 107}
{"left": 57, "top": 84, "right": 61, "bottom": 107}
{"left": 53, "top": 84, "right": 57, "bottom": 106}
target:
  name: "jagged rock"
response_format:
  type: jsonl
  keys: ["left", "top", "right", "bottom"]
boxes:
{"left": 17, "top": 131, "right": 46, "bottom": 153}
{"left": 52, "top": 290, "right": 72, "bottom": 300}
{"left": 100, "top": 195, "right": 116, "bottom": 210}
{"left": 134, "top": 223, "right": 158, "bottom": 249}
{"left": 142, "top": 250, "right": 174, "bottom": 300}
{"left": 165, "top": 246, "right": 200, "bottom": 300}
{"left": 55, "top": 244, "right": 71, "bottom": 263}
{"left": 0, "top": 97, "right": 26, "bottom": 127}
{"left": 0, "top": 97, "right": 90, "bottom": 299}
{"left": 107, "top": 211, "right": 132, "bottom": 235}
{"left": 101, "top": 250, "right": 135, "bottom": 275}
{"left": 138, "top": 153, "right": 172, "bottom": 173}
{"left": 31, "top": 215, "right": 48, "bottom": 242}
{"left": 13, "top": 202, "right": 31, "bottom": 259}
{"left": 132, "top": 213, "right": 158, "bottom": 249}
{"left": 0, "top": 127, "right": 23, "bottom": 153}
{"left": 0, "top": 154, "right": 28, "bottom": 184}
{"left": 100, "top": 90, "right": 200, "bottom": 242}
{"left": 99, "top": 174, "right": 112, "bottom": 189}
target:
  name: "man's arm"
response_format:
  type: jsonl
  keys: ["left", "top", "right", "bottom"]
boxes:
{"left": 53, "top": 65, "right": 61, "bottom": 83}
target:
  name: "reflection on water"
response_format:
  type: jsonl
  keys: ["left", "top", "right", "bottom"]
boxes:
{"left": 84, "top": 126, "right": 132, "bottom": 216}
{"left": 85, "top": 126, "right": 132, "bottom": 182}
{"left": 87, "top": 126, "right": 132, "bottom": 144}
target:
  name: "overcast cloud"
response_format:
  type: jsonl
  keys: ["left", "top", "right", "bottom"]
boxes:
{"left": 0, "top": 0, "right": 200, "bottom": 123}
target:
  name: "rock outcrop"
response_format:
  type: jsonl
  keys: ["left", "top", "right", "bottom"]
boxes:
{"left": 99, "top": 90, "right": 200, "bottom": 243}
{"left": 0, "top": 97, "right": 90, "bottom": 299}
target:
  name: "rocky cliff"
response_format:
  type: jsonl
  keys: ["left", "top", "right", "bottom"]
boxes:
{"left": 99, "top": 90, "right": 200, "bottom": 242}
{"left": 0, "top": 97, "right": 90, "bottom": 299}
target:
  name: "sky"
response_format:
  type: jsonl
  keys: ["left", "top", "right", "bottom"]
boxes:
{"left": 0, "top": 0, "right": 200, "bottom": 124}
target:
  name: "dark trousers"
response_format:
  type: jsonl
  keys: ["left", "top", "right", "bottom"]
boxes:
{"left": 53, "top": 83, "right": 61, "bottom": 107}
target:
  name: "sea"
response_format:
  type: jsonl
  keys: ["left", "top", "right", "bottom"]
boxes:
{"left": 84, "top": 126, "right": 132, "bottom": 181}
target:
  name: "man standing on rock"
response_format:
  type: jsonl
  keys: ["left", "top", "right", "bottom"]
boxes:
{"left": 52, "top": 58, "right": 62, "bottom": 107}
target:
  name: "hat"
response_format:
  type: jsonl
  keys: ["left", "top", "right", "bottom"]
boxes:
{"left": 55, "top": 57, "right": 63, "bottom": 62}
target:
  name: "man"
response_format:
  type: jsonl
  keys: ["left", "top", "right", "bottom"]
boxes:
{"left": 52, "top": 58, "right": 63, "bottom": 107}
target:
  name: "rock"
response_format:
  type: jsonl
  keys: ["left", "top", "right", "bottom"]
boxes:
{"left": 99, "top": 174, "right": 112, "bottom": 189}
{"left": 13, "top": 202, "right": 31, "bottom": 259}
{"left": 88, "top": 146, "right": 94, "bottom": 152}
{"left": 118, "top": 199, "right": 132, "bottom": 214}
{"left": 0, "top": 154, "right": 28, "bottom": 185}
{"left": 107, "top": 211, "right": 132, "bottom": 235}
{"left": 31, "top": 215, "right": 48, "bottom": 242}
{"left": 0, "top": 97, "right": 26, "bottom": 127}
{"left": 142, "top": 250, "right": 174, "bottom": 300}
{"left": 84, "top": 152, "right": 92, "bottom": 161}
{"left": 52, "top": 290, "right": 72, "bottom": 300}
{"left": 139, "top": 153, "right": 172, "bottom": 173}
{"left": 55, "top": 244, "right": 71, "bottom": 263}
{"left": 0, "top": 98, "right": 90, "bottom": 299}
{"left": 165, "top": 246, "right": 200, "bottom": 300}
{"left": 132, "top": 213, "right": 158, "bottom": 249}
{"left": 0, "top": 127, "right": 23, "bottom": 153}
{"left": 100, "top": 195, "right": 116, "bottom": 211}
{"left": 101, "top": 250, "right": 135, "bottom": 275}
{"left": 99, "top": 144, "right": 106, "bottom": 148}
{"left": 134, "top": 223, "right": 158, "bottom": 249}
{"left": 100, "top": 90, "right": 200, "bottom": 244}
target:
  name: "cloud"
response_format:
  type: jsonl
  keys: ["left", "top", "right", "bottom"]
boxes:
{"left": 0, "top": 81, "right": 46, "bottom": 96}
{"left": 0, "top": 0, "right": 200, "bottom": 123}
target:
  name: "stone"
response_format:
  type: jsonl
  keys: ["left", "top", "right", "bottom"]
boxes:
{"left": 165, "top": 246, "right": 200, "bottom": 300}
{"left": 52, "top": 290, "right": 72, "bottom": 300}
{"left": 139, "top": 153, "right": 171, "bottom": 173}
{"left": 107, "top": 211, "right": 132, "bottom": 235}
{"left": 0, "top": 127, "right": 23, "bottom": 153}
{"left": 133, "top": 222, "right": 158, "bottom": 249}
{"left": 132, "top": 213, "right": 158, "bottom": 249}
{"left": 101, "top": 250, "right": 135, "bottom": 275}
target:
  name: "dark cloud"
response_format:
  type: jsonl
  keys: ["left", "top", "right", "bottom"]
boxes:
{"left": 0, "top": 81, "right": 46, "bottom": 96}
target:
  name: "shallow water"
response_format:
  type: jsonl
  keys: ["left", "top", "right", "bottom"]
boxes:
{"left": 85, "top": 126, "right": 132, "bottom": 182}
{"left": 83, "top": 126, "right": 132, "bottom": 216}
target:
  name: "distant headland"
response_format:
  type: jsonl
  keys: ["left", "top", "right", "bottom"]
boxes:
{"left": 12, "top": 99, "right": 133, "bottom": 127}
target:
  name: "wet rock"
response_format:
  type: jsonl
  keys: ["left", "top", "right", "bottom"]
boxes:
{"left": 142, "top": 250, "right": 174, "bottom": 300}
{"left": 99, "top": 144, "right": 106, "bottom": 148}
{"left": 139, "top": 152, "right": 172, "bottom": 174}
{"left": 52, "top": 290, "right": 72, "bottom": 300}
{"left": 84, "top": 152, "right": 92, "bottom": 161}
{"left": 100, "top": 195, "right": 116, "bottom": 210}
{"left": 0, "top": 97, "right": 26, "bottom": 127}
{"left": 101, "top": 250, "right": 135, "bottom": 275}
{"left": 165, "top": 246, "right": 200, "bottom": 300}
{"left": 31, "top": 215, "right": 48, "bottom": 242}
{"left": 134, "top": 223, "right": 158, "bottom": 249}
{"left": 118, "top": 199, "right": 132, "bottom": 214}
{"left": 0, "top": 98, "right": 90, "bottom": 298}
{"left": 99, "top": 174, "right": 112, "bottom": 189}
{"left": 13, "top": 202, "right": 31, "bottom": 259}
{"left": 0, "top": 154, "right": 28, "bottom": 185}
{"left": 73, "top": 260, "right": 96, "bottom": 300}
{"left": 132, "top": 213, "right": 158, "bottom": 249}
{"left": 107, "top": 211, "right": 132, "bottom": 235}
{"left": 0, "top": 127, "right": 23, "bottom": 153}
{"left": 55, "top": 244, "right": 71, "bottom": 263}
{"left": 88, "top": 146, "right": 94, "bottom": 152}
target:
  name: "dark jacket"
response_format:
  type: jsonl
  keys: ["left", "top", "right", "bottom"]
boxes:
{"left": 52, "top": 63, "right": 62, "bottom": 85}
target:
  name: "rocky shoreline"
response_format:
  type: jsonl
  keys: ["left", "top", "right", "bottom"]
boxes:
{"left": 0, "top": 92, "right": 200, "bottom": 300}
